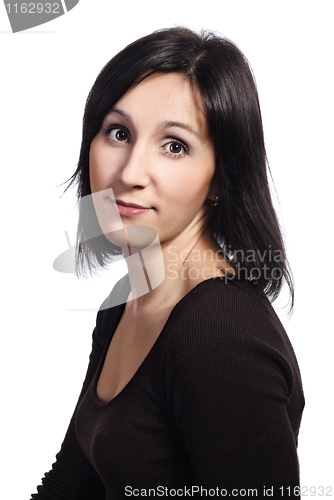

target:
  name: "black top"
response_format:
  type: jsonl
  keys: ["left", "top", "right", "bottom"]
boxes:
{"left": 32, "top": 276, "right": 304, "bottom": 499}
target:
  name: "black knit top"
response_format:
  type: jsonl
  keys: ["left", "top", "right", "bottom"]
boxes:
{"left": 32, "top": 275, "right": 304, "bottom": 499}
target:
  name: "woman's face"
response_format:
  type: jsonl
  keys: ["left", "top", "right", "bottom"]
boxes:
{"left": 89, "top": 72, "right": 217, "bottom": 251}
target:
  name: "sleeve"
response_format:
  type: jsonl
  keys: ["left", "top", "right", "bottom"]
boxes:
{"left": 161, "top": 286, "right": 302, "bottom": 497}
{"left": 31, "top": 275, "right": 130, "bottom": 499}
{"left": 30, "top": 312, "right": 107, "bottom": 500}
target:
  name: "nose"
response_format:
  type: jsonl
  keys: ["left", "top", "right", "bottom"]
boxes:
{"left": 116, "top": 143, "right": 151, "bottom": 189}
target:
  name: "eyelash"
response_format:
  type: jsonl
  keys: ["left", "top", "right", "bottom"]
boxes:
{"left": 163, "top": 137, "right": 190, "bottom": 158}
{"left": 102, "top": 125, "right": 130, "bottom": 144}
{"left": 102, "top": 125, "right": 190, "bottom": 158}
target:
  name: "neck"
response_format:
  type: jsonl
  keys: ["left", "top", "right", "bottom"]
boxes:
{"left": 123, "top": 228, "right": 232, "bottom": 314}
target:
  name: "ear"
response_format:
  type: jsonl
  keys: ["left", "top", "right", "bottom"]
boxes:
{"left": 207, "top": 193, "right": 217, "bottom": 202}
{"left": 207, "top": 176, "right": 221, "bottom": 202}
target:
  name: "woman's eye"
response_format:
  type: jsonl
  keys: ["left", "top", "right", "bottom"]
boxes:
{"left": 163, "top": 140, "right": 189, "bottom": 157}
{"left": 103, "top": 126, "right": 129, "bottom": 143}
{"left": 110, "top": 128, "right": 129, "bottom": 142}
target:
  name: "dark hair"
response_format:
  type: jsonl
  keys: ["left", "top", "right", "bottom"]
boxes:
{"left": 66, "top": 26, "right": 294, "bottom": 308}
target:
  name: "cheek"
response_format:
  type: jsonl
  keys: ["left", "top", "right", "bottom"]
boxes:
{"left": 89, "top": 141, "right": 103, "bottom": 192}
{"left": 89, "top": 139, "right": 120, "bottom": 192}
{"left": 163, "top": 167, "right": 214, "bottom": 207}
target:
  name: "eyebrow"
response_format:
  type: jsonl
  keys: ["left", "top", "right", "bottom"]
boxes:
{"left": 159, "top": 120, "right": 202, "bottom": 140}
{"left": 107, "top": 108, "right": 133, "bottom": 123}
{"left": 106, "top": 109, "right": 202, "bottom": 140}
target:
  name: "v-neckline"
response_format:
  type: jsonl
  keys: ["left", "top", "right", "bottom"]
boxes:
{"left": 92, "top": 276, "right": 228, "bottom": 407}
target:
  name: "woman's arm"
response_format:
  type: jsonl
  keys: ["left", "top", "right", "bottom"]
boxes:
{"left": 162, "top": 282, "right": 304, "bottom": 498}
{"left": 30, "top": 320, "right": 106, "bottom": 500}
{"left": 31, "top": 275, "right": 130, "bottom": 499}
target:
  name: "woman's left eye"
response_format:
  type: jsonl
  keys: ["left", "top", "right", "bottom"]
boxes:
{"left": 162, "top": 140, "right": 189, "bottom": 157}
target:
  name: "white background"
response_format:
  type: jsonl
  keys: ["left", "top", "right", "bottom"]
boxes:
{"left": 1, "top": 1, "right": 333, "bottom": 498}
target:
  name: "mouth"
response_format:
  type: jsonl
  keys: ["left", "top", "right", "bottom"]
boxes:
{"left": 107, "top": 198, "right": 154, "bottom": 216}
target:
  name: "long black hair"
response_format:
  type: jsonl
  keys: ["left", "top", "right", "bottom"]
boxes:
{"left": 66, "top": 26, "right": 294, "bottom": 308}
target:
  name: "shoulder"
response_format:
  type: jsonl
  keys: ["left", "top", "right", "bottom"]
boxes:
{"left": 166, "top": 277, "right": 284, "bottom": 347}
{"left": 161, "top": 277, "right": 298, "bottom": 400}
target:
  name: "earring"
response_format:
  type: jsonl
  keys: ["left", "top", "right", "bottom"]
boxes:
{"left": 211, "top": 196, "right": 219, "bottom": 207}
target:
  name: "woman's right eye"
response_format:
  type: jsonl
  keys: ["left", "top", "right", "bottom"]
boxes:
{"left": 103, "top": 126, "right": 129, "bottom": 143}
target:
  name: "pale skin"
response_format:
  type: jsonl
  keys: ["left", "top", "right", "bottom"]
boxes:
{"left": 89, "top": 72, "right": 234, "bottom": 403}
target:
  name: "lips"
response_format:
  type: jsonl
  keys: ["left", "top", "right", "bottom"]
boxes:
{"left": 116, "top": 199, "right": 152, "bottom": 209}
{"left": 107, "top": 198, "right": 154, "bottom": 216}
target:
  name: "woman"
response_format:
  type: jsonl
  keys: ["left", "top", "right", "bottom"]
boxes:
{"left": 32, "top": 27, "right": 304, "bottom": 499}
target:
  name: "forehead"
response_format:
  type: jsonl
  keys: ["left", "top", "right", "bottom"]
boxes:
{"left": 113, "top": 72, "right": 207, "bottom": 134}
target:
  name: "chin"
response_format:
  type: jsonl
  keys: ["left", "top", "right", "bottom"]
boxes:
{"left": 104, "top": 226, "right": 160, "bottom": 254}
